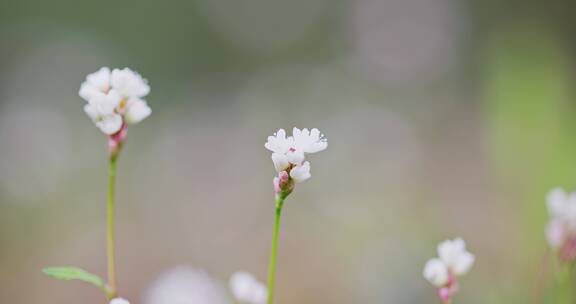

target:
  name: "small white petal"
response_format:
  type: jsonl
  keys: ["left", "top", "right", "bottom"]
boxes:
{"left": 423, "top": 258, "right": 448, "bottom": 287}
{"left": 79, "top": 83, "right": 101, "bottom": 101}
{"left": 87, "top": 90, "right": 122, "bottom": 116}
{"left": 125, "top": 98, "right": 152, "bottom": 124}
{"left": 95, "top": 114, "right": 123, "bottom": 135}
{"left": 87, "top": 67, "right": 111, "bottom": 89}
{"left": 111, "top": 68, "right": 150, "bottom": 98}
{"left": 271, "top": 153, "right": 290, "bottom": 172}
{"left": 286, "top": 150, "right": 304, "bottom": 165}
{"left": 451, "top": 251, "right": 475, "bottom": 275}
{"left": 110, "top": 298, "right": 130, "bottom": 304}
{"left": 84, "top": 103, "right": 100, "bottom": 121}
{"left": 264, "top": 129, "right": 294, "bottom": 154}
{"left": 292, "top": 127, "right": 327, "bottom": 154}
{"left": 79, "top": 67, "right": 111, "bottom": 101}
{"left": 290, "top": 161, "right": 311, "bottom": 183}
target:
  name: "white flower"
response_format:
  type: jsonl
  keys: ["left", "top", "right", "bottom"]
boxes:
{"left": 79, "top": 67, "right": 111, "bottom": 101}
{"left": 83, "top": 90, "right": 123, "bottom": 135}
{"left": 111, "top": 68, "right": 150, "bottom": 98}
{"left": 229, "top": 272, "right": 267, "bottom": 304}
{"left": 290, "top": 161, "right": 311, "bottom": 183}
{"left": 292, "top": 128, "right": 327, "bottom": 153}
{"left": 264, "top": 127, "right": 327, "bottom": 187}
{"left": 110, "top": 298, "right": 130, "bottom": 304}
{"left": 545, "top": 187, "right": 576, "bottom": 253}
{"left": 79, "top": 67, "right": 152, "bottom": 135}
{"left": 265, "top": 129, "right": 293, "bottom": 154}
{"left": 437, "top": 238, "right": 475, "bottom": 275}
{"left": 125, "top": 98, "right": 152, "bottom": 124}
{"left": 423, "top": 258, "right": 448, "bottom": 287}
{"left": 144, "top": 266, "right": 230, "bottom": 304}
{"left": 424, "top": 239, "right": 473, "bottom": 304}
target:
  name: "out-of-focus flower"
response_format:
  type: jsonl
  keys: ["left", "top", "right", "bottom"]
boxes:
{"left": 79, "top": 67, "right": 151, "bottom": 136}
{"left": 423, "top": 238, "right": 474, "bottom": 303}
{"left": 110, "top": 298, "right": 130, "bottom": 304}
{"left": 265, "top": 128, "right": 327, "bottom": 195}
{"left": 229, "top": 272, "right": 267, "bottom": 304}
{"left": 144, "top": 266, "right": 230, "bottom": 304}
{"left": 423, "top": 258, "right": 448, "bottom": 287}
{"left": 437, "top": 238, "right": 475, "bottom": 276}
{"left": 545, "top": 188, "right": 576, "bottom": 261}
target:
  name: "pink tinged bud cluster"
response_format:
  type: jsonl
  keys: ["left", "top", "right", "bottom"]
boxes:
{"left": 546, "top": 188, "right": 576, "bottom": 262}
{"left": 265, "top": 128, "right": 327, "bottom": 195}
{"left": 79, "top": 67, "right": 152, "bottom": 136}
{"left": 423, "top": 238, "right": 475, "bottom": 303}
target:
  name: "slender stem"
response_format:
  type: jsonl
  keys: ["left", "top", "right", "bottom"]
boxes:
{"left": 107, "top": 156, "right": 118, "bottom": 299}
{"left": 267, "top": 196, "right": 285, "bottom": 304}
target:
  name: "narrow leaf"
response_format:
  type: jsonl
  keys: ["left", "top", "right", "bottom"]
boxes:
{"left": 42, "top": 267, "right": 106, "bottom": 290}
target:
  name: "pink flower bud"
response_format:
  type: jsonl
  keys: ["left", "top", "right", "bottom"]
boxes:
{"left": 108, "top": 124, "right": 127, "bottom": 158}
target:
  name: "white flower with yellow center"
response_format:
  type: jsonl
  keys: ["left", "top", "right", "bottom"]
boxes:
{"left": 79, "top": 67, "right": 152, "bottom": 135}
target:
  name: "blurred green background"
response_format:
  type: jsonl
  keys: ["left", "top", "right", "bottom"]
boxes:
{"left": 1, "top": 0, "right": 576, "bottom": 303}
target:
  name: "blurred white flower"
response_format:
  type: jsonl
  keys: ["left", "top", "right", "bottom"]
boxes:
{"left": 229, "top": 272, "right": 267, "bottom": 304}
{"left": 264, "top": 128, "right": 327, "bottom": 194}
{"left": 144, "top": 266, "right": 230, "bottom": 304}
{"left": 79, "top": 67, "right": 152, "bottom": 135}
{"left": 423, "top": 258, "right": 448, "bottom": 287}
{"left": 110, "top": 298, "right": 130, "bottom": 304}
{"left": 437, "top": 238, "right": 475, "bottom": 276}
{"left": 423, "top": 238, "right": 474, "bottom": 303}
{"left": 545, "top": 188, "right": 576, "bottom": 261}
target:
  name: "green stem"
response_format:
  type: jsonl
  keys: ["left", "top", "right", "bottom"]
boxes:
{"left": 107, "top": 156, "right": 118, "bottom": 299}
{"left": 267, "top": 196, "right": 285, "bottom": 304}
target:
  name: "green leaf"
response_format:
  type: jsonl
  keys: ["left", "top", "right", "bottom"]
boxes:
{"left": 42, "top": 267, "right": 106, "bottom": 290}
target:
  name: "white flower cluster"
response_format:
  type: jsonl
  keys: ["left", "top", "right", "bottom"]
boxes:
{"left": 423, "top": 238, "right": 474, "bottom": 302}
{"left": 229, "top": 271, "right": 267, "bottom": 304}
{"left": 265, "top": 128, "right": 327, "bottom": 191}
{"left": 79, "top": 67, "right": 152, "bottom": 135}
{"left": 110, "top": 298, "right": 129, "bottom": 304}
{"left": 546, "top": 188, "right": 576, "bottom": 261}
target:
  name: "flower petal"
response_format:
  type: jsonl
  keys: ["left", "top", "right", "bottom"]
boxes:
{"left": 271, "top": 153, "right": 290, "bottom": 172}
{"left": 111, "top": 68, "right": 150, "bottom": 98}
{"left": 125, "top": 98, "right": 152, "bottom": 124}
{"left": 95, "top": 114, "right": 123, "bottom": 135}
{"left": 423, "top": 258, "right": 448, "bottom": 287}
{"left": 290, "top": 161, "right": 311, "bottom": 183}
